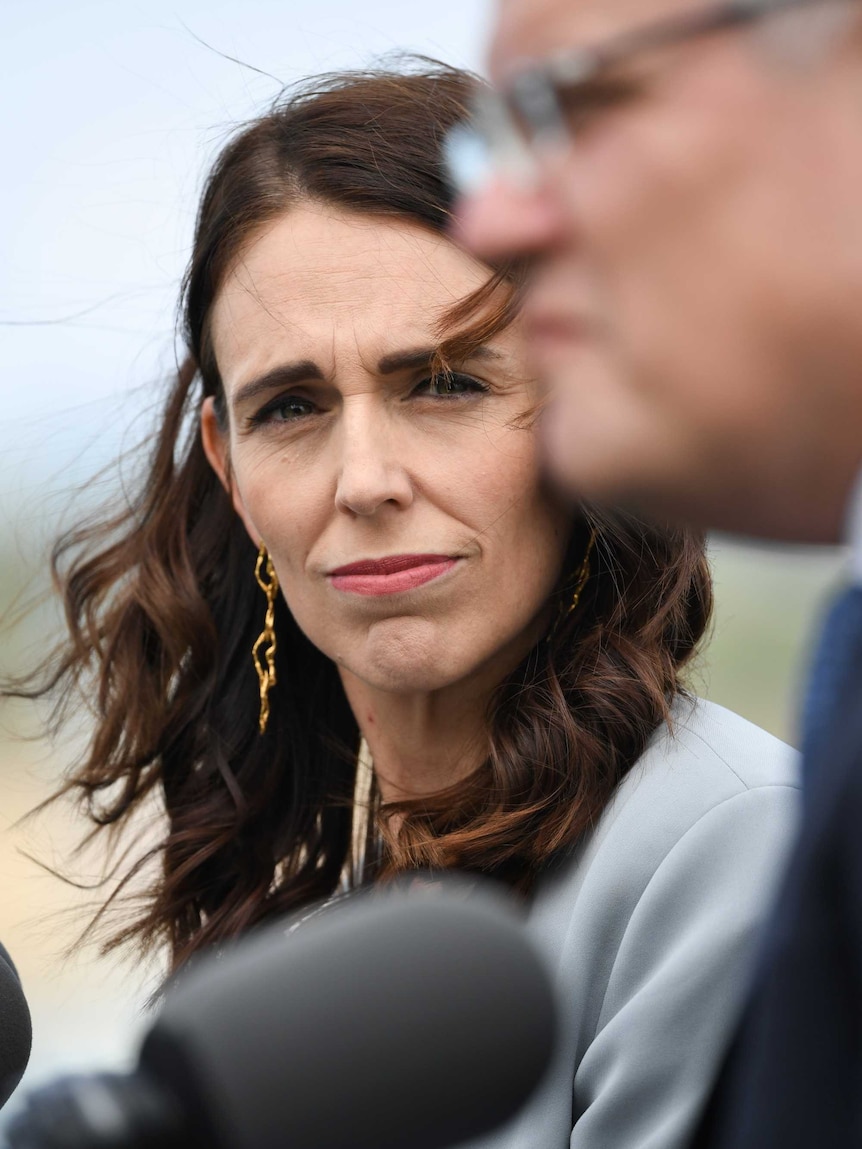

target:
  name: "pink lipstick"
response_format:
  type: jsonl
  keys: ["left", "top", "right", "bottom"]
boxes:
{"left": 328, "top": 554, "right": 458, "bottom": 596}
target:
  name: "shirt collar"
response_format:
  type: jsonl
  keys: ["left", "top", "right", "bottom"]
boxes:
{"left": 846, "top": 465, "right": 862, "bottom": 586}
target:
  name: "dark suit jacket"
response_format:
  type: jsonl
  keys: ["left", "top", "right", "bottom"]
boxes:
{"left": 693, "top": 654, "right": 862, "bottom": 1147}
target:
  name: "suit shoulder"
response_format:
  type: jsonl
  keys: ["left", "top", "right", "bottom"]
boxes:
{"left": 545, "top": 696, "right": 799, "bottom": 905}
{"left": 665, "top": 696, "right": 798, "bottom": 792}
{"left": 530, "top": 698, "right": 800, "bottom": 1015}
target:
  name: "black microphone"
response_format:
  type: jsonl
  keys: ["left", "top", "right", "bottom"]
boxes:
{"left": 6, "top": 884, "right": 556, "bottom": 1149}
{"left": 0, "top": 943, "right": 32, "bottom": 1111}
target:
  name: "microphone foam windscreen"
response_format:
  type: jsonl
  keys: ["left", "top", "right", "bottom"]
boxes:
{"left": 0, "top": 943, "right": 33, "bottom": 1110}
{"left": 143, "top": 882, "right": 557, "bottom": 1149}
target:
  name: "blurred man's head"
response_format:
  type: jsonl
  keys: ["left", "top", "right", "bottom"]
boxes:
{"left": 455, "top": 0, "right": 862, "bottom": 542}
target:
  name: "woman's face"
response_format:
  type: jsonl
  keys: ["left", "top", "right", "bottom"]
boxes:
{"left": 202, "top": 202, "right": 571, "bottom": 697}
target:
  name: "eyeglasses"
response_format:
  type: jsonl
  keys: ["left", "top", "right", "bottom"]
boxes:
{"left": 444, "top": 0, "right": 846, "bottom": 195}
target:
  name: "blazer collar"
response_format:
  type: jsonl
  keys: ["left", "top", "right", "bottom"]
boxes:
{"left": 846, "top": 465, "right": 862, "bottom": 587}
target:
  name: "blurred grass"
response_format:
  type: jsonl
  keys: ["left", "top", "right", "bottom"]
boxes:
{"left": 698, "top": 534, "right": 845, "bottom": 745}
{"left": 0, "top": 529, "right": 158, "bottom": 1116}
{"left": 0, "top": 519, "right": 848, "bottom": 1112}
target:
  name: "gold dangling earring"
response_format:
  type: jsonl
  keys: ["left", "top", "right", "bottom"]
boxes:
{"left": 252, "top": 542, "right": 279, "bottom": 734}
{"left": 564, "top": 527, "right": 597, "bottom": 619}
{"left": 548, "top": 527, "right": 598, "bottom": 642}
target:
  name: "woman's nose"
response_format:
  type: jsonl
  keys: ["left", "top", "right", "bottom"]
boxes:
{"left": 334, "top": 417, "right": 414, "bottom": 518}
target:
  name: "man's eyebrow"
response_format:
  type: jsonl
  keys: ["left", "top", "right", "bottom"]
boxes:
{"left": 231, "top": 361, "right": 324, "bottom": 408}
{"left": 377, "top": 344, "right": 503, "bottom": 375}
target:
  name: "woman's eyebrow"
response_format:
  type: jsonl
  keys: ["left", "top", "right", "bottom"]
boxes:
{"left": 376, "top": 344, "right": 503, "bottom": 375}
{"left": 232, "top": 361, "right": 325, "bottom": 408}
{"left": 231, "top": 345, "right": 505, "bottom": 406}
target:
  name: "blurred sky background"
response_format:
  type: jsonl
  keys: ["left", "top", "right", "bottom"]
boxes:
{"left": 0, "top": 0, "right": 850, "bottom": 1129}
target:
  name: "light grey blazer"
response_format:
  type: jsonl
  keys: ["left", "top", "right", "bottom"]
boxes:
{"left": 465, "top": 697, "right": 800, "bottom": 1149}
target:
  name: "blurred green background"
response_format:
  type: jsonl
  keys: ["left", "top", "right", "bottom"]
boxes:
{"left": 0, "top": 511, "right": 848, "bottom": 1112}
{"left": 696, "top": 535, "right": 844, "bottom": 739}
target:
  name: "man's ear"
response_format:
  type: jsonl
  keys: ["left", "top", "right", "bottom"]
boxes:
{"left": 200, "top": 396, "right": 261, "bottom": 547}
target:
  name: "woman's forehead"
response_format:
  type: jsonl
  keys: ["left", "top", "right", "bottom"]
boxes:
{"left": 210, "top": 203, "right": 504, "bottom": 387}
{"left": 217, "top": 205, "right": 488, "bottom": 318}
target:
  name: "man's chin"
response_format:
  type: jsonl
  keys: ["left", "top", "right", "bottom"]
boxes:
{"left": 545, "top": 450, "right": 847, "bottom": 544}
{"left": 538, "top": 396, "right": 646, "bottom": 507}
{"left": 541, "top": 430, "right": 649, "bottom": 512}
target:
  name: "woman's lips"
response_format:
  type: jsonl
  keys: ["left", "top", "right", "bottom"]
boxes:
{"left": 328, "top": 554, "right": 458, "bottom": 596}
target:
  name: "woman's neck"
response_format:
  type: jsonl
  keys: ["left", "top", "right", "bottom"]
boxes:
{"left": 338, "top": 670, "right": 493, "bottom": 804}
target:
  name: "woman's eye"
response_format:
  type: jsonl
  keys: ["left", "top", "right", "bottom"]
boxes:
{"left": 412, "top": 372, "right": 488, "bottom": 399}
{"left": 250, "top": 395, "right": 316, "bottom": 426}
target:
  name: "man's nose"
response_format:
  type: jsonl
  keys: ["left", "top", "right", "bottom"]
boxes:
{"left": 452, "top": 174, "right": 564, "bottom": 263}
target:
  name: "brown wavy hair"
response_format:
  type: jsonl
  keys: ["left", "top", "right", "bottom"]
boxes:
{"left": 11, "top": 61, "right": 712, "bottom": 977}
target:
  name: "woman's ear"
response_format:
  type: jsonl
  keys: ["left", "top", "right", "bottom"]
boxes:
{"left": 200, "top": 396, "right": 261, "bottom": 547}
{"left": 200, "top": 396, "right": 230, "bottom": 491}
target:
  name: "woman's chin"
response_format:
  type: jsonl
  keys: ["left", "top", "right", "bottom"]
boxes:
{"left": 324, "top": 612, "right": 540, "bottom": 698}
{"left": 344, "top": 652, "right": 465, "bottom": 696}
{"left": 331, "top": 621, "right": 475, "bottom": 696}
